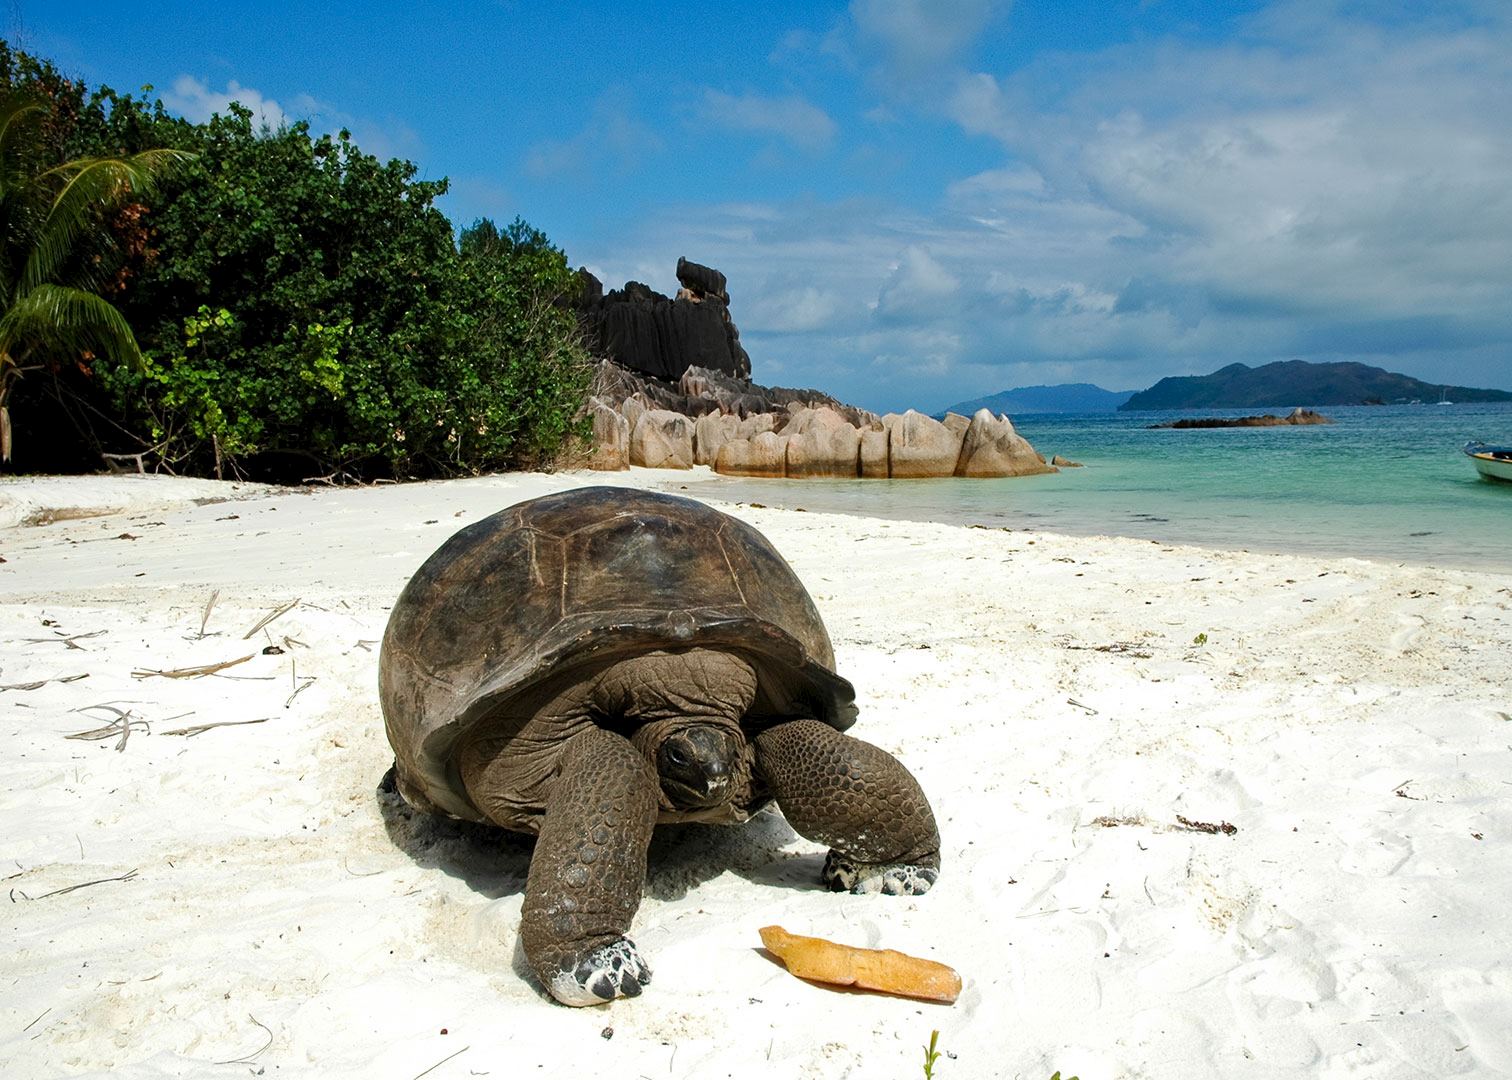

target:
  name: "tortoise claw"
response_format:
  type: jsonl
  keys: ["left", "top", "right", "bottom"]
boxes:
{"left": 547, "top": 937, "right": 652, "bottom": 1007}
{"left": 823, "top": 851, "right": 940, "bottom": 896}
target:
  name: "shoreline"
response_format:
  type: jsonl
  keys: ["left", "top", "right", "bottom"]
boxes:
{"left": 8, "top": 436, "right": 1509, "bottom": 574}
{"left": 3, "top": 472, "right": 1510, "bottom": 1078}
{"left": 647, "top": 467, "right": 1512, "bottom": 574}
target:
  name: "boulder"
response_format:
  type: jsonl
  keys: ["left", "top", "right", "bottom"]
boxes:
{"left": 736, "top": 413, "right": 778, "bottom": 439}
{"left": 1051, "top": 455, "right": 1083, "bottom": 468}
{"left": 620, "top": 392, "right": 651, "bottom": 435}
{"left": 957, "top": 409, "right": 1057, "bottom": 477}
{"left": 884, "top": 410, "right": 963, "bottom": 478}
{"left": 676, "top": 256, "right": 728, "bottom": 302}
{"left": 780, "top": 405, "right": 847, "bottom": 437}
{"left": 693, "top": 412, "right": 740, "bottom": 467}
{"left": 715, "top": 432, "right": 789, "bottom": 478}
{"left": 629, "top": 410, "right": 694, "bottom": 469}
{"left": 680, "top": 366, "right": 743, "bottom": 401}
{"left": 764, "top": 385, "right": 877, "bottom": 429}
{"left": 585, "top": 397, "right": 629, "bottom": 471}
{"left": 859, "top": 427, "right": 890, "bottom": 478}
{"left": 785, "top": 408, "right": 861, "bottom": 478}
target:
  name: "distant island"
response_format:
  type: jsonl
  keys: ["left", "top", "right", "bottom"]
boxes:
{"left": 942, "top": 382, "right": 1136, "bottom": 416}
{"left": 1120, "top": 360, "right": 1512, "bottom": 410}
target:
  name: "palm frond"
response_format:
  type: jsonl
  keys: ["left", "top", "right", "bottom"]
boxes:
{"left": 22, "top": 149, "right": 197, "bottom": 294}
{"left": 0, "top": 283, "right": 142, "bottom": 367}
{"left": 0, "top": 96, "right": 47, "bottom": 198}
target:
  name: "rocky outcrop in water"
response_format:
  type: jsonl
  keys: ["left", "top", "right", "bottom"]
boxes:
{"left": 1147, "top": 408, "right": 1332, "bottom": 429}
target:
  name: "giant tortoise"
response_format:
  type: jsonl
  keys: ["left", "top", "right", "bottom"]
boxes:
{"left": 379, "top": 486, "right": 940, "bottom": 1006}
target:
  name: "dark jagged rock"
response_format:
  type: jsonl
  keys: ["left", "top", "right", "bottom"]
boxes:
{"left": 1147, "top": 408, "right": 1333, "bottom": 429}
{"left": 675, "top": 256, "right": 728, "bottom": 302}
{"left": 576, "top": 268, "right": 604, "bottom": 307}
{"left": 576, "top": 258, "right": 750, "bottom": 382}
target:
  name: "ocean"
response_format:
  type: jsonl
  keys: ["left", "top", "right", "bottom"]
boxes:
{"left": 682, "top": 402, "right": 1512, "bottom": 572}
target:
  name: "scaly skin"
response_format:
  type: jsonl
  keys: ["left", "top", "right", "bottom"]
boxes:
{"left": 472, "top": 651, "right": 939, "bottom": 1006}
{"left": 754, "top": 718, "right": 941, "bottom": 895}
{"left": 518, "top": 727, "right": 660, "bottom": 1005}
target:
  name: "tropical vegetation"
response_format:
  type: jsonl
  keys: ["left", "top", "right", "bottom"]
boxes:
{"left": 0, "top": 88, "right": 190, "bottom": 462}
{"left": 0, "top": 40, "right": 592, "bottom": 480}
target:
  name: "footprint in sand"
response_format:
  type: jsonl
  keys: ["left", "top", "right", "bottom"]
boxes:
{"left": 1441, "top": 973, "right": 1512, "bottom": 1073}
{"left": 1389, "top": 612, "right": 1427, "bottom": 652}
{"left": 968, "top": 842, "right": 1064, "bottom": 913}
{"left": 1008, "top": 917, "right": 1105, "bottom": 1024}
{"left": 1332, "top": 962, "right": 1480, "bottom": 1077}
{"left": 1337, "top": 825, "right": 1413, "bottom": 877}
{"left": 1225, "top": 914, "right": 1339, "bottom": 1070}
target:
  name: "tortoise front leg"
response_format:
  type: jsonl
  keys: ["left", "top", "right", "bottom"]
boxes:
{"left": 520, "top": 727, "right": 659, "bottom": 1006}
{"left": 754, "top": 719, "right": 941, "bottom": 895}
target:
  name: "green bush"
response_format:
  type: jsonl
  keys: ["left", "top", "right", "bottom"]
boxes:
{"left": 3, "top": 40, "right": 592, "bottom": 480}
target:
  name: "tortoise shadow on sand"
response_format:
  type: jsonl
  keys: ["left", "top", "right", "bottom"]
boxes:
{"left": 377, "top": 766, "right": 829, "bottom": 908}
{"left": 377, "top": 766, "right": 829, "bottom": 995}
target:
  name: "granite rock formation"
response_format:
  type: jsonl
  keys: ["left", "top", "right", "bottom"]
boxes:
{"left": 957, "top": 409, "right": 1054, "bottom": 477}
{"left": 576, "top": 257, "right": 751, "bottom": 382}
{"left": 886, "top": 411, "right": 966, "bottom": 479}
{"left": 575, "top": 260, "right": 1052, "bottom": 479}
{"left": 628, "top": 410, "right": 695, "bottom": 469}
{"left": 715, "top": 431, "right": 789, "bottom": 478}
{"left": 583, "top": 360, "right": 1053, "bottom": 479}
{"left": 585, "top": 397, "right": 629, "bottom": 471}
{"left": 785, "top": 407, "right": 864, "bottom": 479}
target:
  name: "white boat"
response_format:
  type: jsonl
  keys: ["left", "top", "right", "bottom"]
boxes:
{"left": 1464, "top": 442, "right": 1512, "bottom": 483}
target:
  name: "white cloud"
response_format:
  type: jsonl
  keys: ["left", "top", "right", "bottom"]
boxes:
{"left": 849, "top": 0, "right": 1002, "bottom": 80}
{"left": 876, "top": 246, "right": 959, "bottom": 321}
{"left": 699, "top": 90, "right": 838, "bottom": 152}
{"left": 946, "top": 165, "right": 1047, "bottom": 203}
{"left": 742, "top": 283, "right": 847, "bottom": 333}
{"left": 576, "top": 3, "right": 1512, "bottom": 412}
{"left": 161, "top": 76, "right": 421, "bottom": 162}
{"left": 162, "top": 75, "right": 287, "bottom": 130}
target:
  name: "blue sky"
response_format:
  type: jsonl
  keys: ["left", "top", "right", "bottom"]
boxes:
{"left": 24, "top": 1, "right": 1512, "bottom": 412}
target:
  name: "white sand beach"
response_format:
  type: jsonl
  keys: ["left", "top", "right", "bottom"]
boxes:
{"left": 2, "top": 469, "right": 1510, "bottom": 1079}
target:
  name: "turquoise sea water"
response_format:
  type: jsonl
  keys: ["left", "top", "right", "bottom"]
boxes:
{"left": 684, "top": 403, "right": 1512, "bottom": 572}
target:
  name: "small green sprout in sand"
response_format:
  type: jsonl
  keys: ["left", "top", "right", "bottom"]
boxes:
{"left": 922, "top": 1030, "right": 942, "bottom": 1078}
{"left": 1192, "top": 631, "right": 1209, "bottom": 646}
{"left": 1050, "top": 1073, "right": 1080, "bottom": 1080}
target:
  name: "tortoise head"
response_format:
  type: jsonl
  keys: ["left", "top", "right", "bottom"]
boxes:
{"left": 654, "top": 722, "right": 744, "bottom": 809}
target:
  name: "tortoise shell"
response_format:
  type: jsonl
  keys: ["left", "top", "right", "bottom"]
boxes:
{"left": 379, "top": 486, "right": 856, "bottom": 821}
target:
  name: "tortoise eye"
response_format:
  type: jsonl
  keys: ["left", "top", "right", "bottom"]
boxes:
{"left": 666, "top": 745, "right": 690, "bottom": 768}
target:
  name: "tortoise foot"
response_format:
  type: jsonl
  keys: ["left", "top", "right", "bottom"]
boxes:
{"left": 546, "top": 937, "right": 652, "bottom": 1007}
{"left": 823, "top": 851, "right": 939, "bottom": 896}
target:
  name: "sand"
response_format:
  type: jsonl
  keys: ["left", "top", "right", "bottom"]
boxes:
{"left": 2, "top": 469, "right": 1510, "bottom": 1079}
